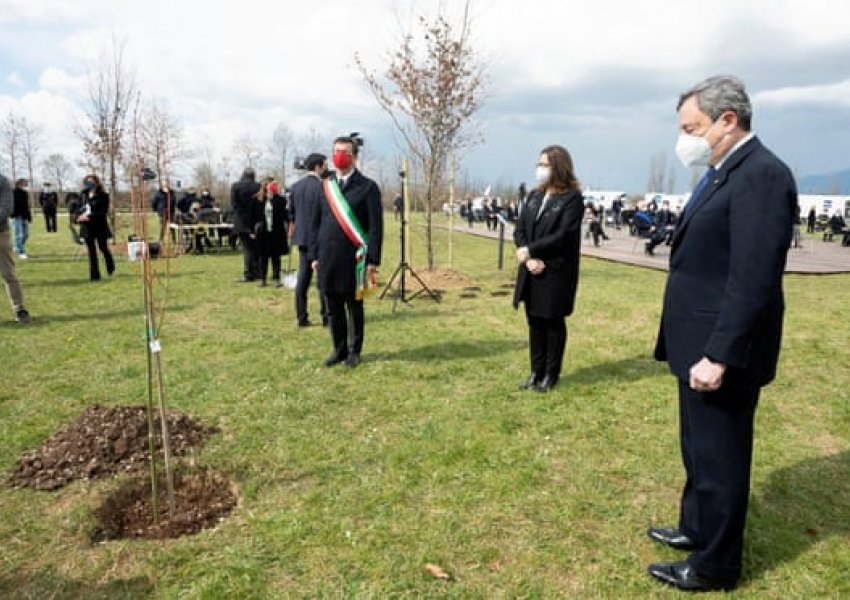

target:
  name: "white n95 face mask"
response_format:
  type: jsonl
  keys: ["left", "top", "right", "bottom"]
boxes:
{"left": 535, "top": 166, "right": 551, "bottom": 186}
{"left": 675, "top": 133, "right": 713, "bottom": 168}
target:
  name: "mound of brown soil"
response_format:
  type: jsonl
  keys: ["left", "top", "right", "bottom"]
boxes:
{"left": 7, "top": 405, "right": 218, "bottom": 490}
{"left": 91, "top": 468, "right": 237, "bottom": 541}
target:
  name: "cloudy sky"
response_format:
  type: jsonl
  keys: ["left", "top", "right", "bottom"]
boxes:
{"left": 1, "top": 0, "right": 849, "bottom": 194}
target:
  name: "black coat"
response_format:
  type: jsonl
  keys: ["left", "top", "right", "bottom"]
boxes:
{"left": 289, "top": 173, "right": 323, "bottom": 251}
{"left": 78, "top": 190, "right": 112, "bottom": 240}
{"left": 230, "top": 176, "right": 261, "bottom": 234}
{"left": 152, "top": 189, "right": 176, "bottom": 219}
{"left": 39, "top": 191, "right": 58, "bottom": 214}
{"left": 312, "top": 170, "right": 383, "bottom": 295}
{"left": 513, "top": 189, "right": 584, "bottom": 319}
{"left": 12, "top": 188, "right": 31, "bottom": 221}
{"left": 654, "top": 137, "right": 796, "bottom": 387}
{"left": 251, "top": 195, "right": 290, "bottom": 256}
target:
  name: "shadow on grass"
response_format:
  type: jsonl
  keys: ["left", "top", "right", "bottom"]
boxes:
{"left": 565, "top": 354, "right": 668, "bottom": 387}
{"left": 0, "top": 571, "right": 153, "bottom": 599}
{"left": 0, "top": 305, "right": 191, "bottom": 327}
{"left": 747, "top": 450, "right": 850, "bottom": 581}
{"left": 374, "top": 338, "right": 525, "bottom": 362}
{"left": 368, "top": 308, "right": 442, "bottom": 323}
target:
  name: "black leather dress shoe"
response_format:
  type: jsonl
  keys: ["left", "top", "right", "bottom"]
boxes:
{"left": 648, "top": 561, "right": 735, "bottom": 592}
{"left": 344, "top": 353, "right": 361, "bottom": 368}
{"left": 647, "top": 527, "right": 697, "bottom": 551}
{"left": 324, "top": 353, "right": 346, "bottom": 367}
{"left": 518, "top": 373, "right": 539, "bottom": 390}
{"left": 535, "top": 375, "right": 558, "bottom": 393}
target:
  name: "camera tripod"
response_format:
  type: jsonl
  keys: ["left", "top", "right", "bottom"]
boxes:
{"left": 380, "top": 164, "right": 440, "bottom": 311}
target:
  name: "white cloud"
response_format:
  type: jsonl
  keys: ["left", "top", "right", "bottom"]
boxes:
{"left": 6, "top": 71, "right": 24, "bottom": 86}
{"left": 755, "top": 78, "right": 850, "bottom": 108}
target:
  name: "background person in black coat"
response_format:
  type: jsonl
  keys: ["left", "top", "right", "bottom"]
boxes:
{"left": 38, "top": 184, "right": 58, "bottom": 232}
{"left": 513, "top": 145, "right": 584, "bottom": 393}
{"left": 151, "top": 181, "right": 177, "bottom": 242}
{"left": 252, "top": 180, "right": 289, "bottom": 287}
{"left": 289, "top": 153, "right": 328, "bottom": 326}
{"left": 12, "top": 179, "right": 31, "bottom": 258}
{"left": 76, "top": 173, "right": 115, "bottom": 281}
{"left": 647, "top": 75, "right": 797, "bottom": 592}
{"left": 231, "top": 167, "right": 261, "bottom": 282}
{"left": 310, "top": 136, "right": 383, "bottom": 368}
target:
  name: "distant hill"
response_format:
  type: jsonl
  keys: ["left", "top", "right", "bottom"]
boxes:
{"left": 798, "top": 169, "right": 850, "bottom": 194}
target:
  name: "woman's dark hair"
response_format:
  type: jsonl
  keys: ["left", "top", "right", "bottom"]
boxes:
{"left": 82, "top": 173, "right": 105, "bottom": 194}
{"left": 539, "top": 145, "right": 580, "bottom": 192}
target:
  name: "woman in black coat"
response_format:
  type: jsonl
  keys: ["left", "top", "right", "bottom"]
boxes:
{"left": 251, "top": 181, "right": 289, "bottom": 287}
{"left": 513, "top": 145, "right": 584, "bottom": 392}
{"left": 76, "top": 174, "right": 114, "bottom": 281}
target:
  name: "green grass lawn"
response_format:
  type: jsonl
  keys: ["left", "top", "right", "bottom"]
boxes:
{"left": 1, "top": 214, "right": 849, "bottom": 598}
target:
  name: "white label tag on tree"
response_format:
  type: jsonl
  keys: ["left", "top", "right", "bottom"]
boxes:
{"left": 150, "top": 339, "right": 162, "bottom": 353}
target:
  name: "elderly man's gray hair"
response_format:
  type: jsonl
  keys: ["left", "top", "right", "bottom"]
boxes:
{"left": 677, "top": 75, "right": 752, "bottom": 131}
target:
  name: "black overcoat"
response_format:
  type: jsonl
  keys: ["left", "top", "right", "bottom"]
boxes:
{"left": 513, "top": 189, "right": 584, "bottom": 319}
{"left": 78, "top": 190, "right": 111, "bottom": 240}
{"left": 311, "top": 170, "right": 383, "bottom": 295}
{"left": 230, "top": 176, "right": 260, "bottom": 234}
{"left": 251, "top": 195, "right": 290, "bottom": 257}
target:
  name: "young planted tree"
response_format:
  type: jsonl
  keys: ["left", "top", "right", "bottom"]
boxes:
{"left": 356, "top": 1, "right": 487, "bottom": 269}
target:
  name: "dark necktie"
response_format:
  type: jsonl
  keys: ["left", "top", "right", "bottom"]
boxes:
{"left": 682, "top": 167, "right": 716, "bottom": 218}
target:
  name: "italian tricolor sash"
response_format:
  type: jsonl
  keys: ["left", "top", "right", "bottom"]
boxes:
{"left": 323, "top": 178, "right": 375, "bottom": 299}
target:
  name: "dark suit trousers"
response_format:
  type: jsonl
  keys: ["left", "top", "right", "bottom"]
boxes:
{"left": 239, "top": 232, "right": 258, "bottom": 279}
{"left": 677, "top": 378, "right": 760, "bottom": 582}
{"left": 526, "top": 313, "right": 567, "bottom": 378}
{"left": 325, "top": 292, "right": 364, "bottom": 358}
{"left": 85, "top": 234, "right": 114, "bottom": 280}
{"left": 295, "top": 247, "right": 326, "bottom": 323}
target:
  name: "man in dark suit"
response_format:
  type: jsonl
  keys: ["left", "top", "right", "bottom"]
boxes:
{"left": 231, "top": 167, "right": 261, "bottom": 282}
{"left": 289, "top": 153, "right": 328, "bottom": 326}
{"left": 311, "top": 136, "right": 383, "bottom": 368}
{"left": 648, "top": 75, "right": 796, "bottom": 592}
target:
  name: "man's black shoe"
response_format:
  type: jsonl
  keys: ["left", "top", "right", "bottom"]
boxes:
{"left": 647, "top": 527, "right": 697, "bottom": 551}
{"left": 519, "top": 373, "right": 539, "bottom": 390}
{"left": 535, "top": 375, "right": 558, "bottom": 393}
{"left": 344, "top": 353, "right": 361, "bottom": 368}
{"left": 324, "top": 353, "right": 346, "bottom": 367}
{"left": 647, "top": 561, "right": 735, "bottom": 592}
{"left": 298, "top": 319, "right": 312, "bottom": 328}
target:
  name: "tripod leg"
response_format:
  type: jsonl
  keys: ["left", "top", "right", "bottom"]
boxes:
{"left": 406, "top": 265, "right": 441, "bottom": 302}
{"left": 379, "top": 263, "right": 405, "bottom": 299}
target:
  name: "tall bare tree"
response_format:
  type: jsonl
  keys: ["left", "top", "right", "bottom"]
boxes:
{"left": 647, "top": 151, "right": 667, "bottom": 193}
{"left": 75, "top": 35, "right": 137, "bottom": 224}
{"left": 268, "top": 123, "right": 295, "bottom": 185}
{"left": 41, "top": 153, "right": 76, "bottom": 194}
{"left": 18, "top": 116, "right": 43, "bottom": 208}
{"left": 232, "top": 133, "right": 262, "bottom": 170}
{"left": 192, "top": 138, "right": 216, "bottom": 193}
{"left": 1, "top": 111, "right": 22, "bottom": 181}
{"left": 139, "top": 99, "right": 190, "bottom": 187}
{"left": 357, "top": 1, "right": 487, "bottom": 269}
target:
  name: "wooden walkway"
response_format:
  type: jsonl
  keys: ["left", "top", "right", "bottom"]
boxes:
{"left": 448, "top": 223, "right": 850, "bottom": 275}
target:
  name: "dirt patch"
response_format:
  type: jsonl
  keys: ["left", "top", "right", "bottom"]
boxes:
{"left": 91, "top": 468, "right": 237, "bottom": 541}
{"left": 7, "top": 405, "right": 218, "bottom": 490}
{"left": 411, "top": 267, "right": 473, "bottom": 290}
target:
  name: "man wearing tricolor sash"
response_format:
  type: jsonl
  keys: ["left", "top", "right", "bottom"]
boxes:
{"left": 311, "top": 135, "right": 383, "bottom": 368}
